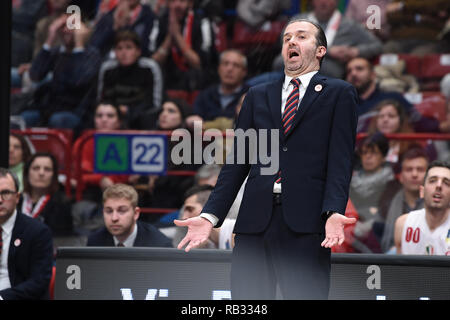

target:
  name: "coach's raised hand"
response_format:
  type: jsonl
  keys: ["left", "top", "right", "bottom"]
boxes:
{"left": 174, "top": 216, "right": 213, "bottom": 252}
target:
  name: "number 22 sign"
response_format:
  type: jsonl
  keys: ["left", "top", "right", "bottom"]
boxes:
{"left": 94, "top": 133, "right": 168, "bottom": 175}
{"left": 131, "top": 136, "right": 166, "bottom": 173}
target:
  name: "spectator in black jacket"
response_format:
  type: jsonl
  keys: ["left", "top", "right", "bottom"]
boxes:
{"left": 187, "top": 49, "right": 249, "bottom": 130}
{"left": 97, "top": 30, "right": 163, "bottom": 129}
{"left": 20, "top": 16, "right": 101, "bottom": 129}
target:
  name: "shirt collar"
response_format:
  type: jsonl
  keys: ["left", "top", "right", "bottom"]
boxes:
{"left": 283, "top": 70, "right": 318, "bottom": 91}
{"left": 1, "top": 209, "right": 17, "bottom": 236}
{"left": 113, "top": 222, "right": 138, "bottom": 247}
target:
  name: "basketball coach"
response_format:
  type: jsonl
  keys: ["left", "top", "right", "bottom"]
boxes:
{"left": 175, "top": 18, "right": 358, "bottom": 299}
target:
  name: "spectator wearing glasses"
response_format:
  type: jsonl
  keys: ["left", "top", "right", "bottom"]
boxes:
{"left": 0, "top": 168, "right": 53, "bottom": 300}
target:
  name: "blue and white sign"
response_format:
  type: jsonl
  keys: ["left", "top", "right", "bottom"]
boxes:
{"left": 94, "top": 133, "right": 168, "bottom": 175}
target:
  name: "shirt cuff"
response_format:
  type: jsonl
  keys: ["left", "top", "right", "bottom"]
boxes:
{"left": 200, "top": 213, "right": 219, "bottom": 227}
{"left": 43, "top": 43, "right": 51, "bottom": 51}
{"left": 322, "top": 211, "right": 340, "bottom": 221}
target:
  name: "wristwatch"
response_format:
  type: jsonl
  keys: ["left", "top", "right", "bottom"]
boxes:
{"left": 322, "top": 211, "right": 337, "bottom": 221}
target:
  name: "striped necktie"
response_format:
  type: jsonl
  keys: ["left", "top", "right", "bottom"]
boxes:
{"left": 275, "top": 78, "right": 301, "bottom": 184}
{"left": 282, "top": 78, "right": 301, "bottom": 135}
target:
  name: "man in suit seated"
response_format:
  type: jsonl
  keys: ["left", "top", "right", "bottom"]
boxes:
{"left": 87, "top": 184, "right": 172, "bottom": 248}
{"left": 0, "top": 168, "right": 53, "bottom": 300}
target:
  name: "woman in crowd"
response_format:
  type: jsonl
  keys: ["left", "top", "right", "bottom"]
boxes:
{"left": 21, "top": 152, "right": 73, "bottom": 236}
{"left": 156, "top": 98, "right": 189, "bottom": 130}
{"left": 350, "top": 133, "right": 394, "bottom": 224}
{"left": 9, "top": 133, "right": 33, "bottom": 192}
{"left": 367, "top": 99, "right": 437, "bottom": 170}
{"left": 367, "top": 99, "right": 414, "bottom": 163}
{"left": 349, "top": 133, "right": 394, "bottom": 253}
{"left": 94, "top": 101, "right": 124, "bottom": 131}
{"left": 73, "top": 101, "right": 130, "bottom": 201}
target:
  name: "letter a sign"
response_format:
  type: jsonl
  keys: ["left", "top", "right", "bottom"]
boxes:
{"left": 94, "top": 133, "right": 167, "bottom": 175}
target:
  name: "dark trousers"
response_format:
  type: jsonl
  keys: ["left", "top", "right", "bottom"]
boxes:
{"left": 231, "top": 195, "right": 331, "bottom": 300}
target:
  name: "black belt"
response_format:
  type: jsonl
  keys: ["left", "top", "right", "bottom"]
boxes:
{"left": 273, "top": 193, "right": 282, "bottom": 205}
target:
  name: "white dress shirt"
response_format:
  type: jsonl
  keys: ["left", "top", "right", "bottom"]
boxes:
{"left": 0, "top": 210, "right": 17, "bottom": 291}
{"left": 201, "top": 71, "right": 319, "bottom": 227}
{"left": 273, "top": 70, "right": 318, "bottom": 194}
{"left": 113, "top": 222, "right": 138, "bottom": 247}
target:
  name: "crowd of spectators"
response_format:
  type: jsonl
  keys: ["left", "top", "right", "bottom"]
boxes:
{"left": 6, "top": 0, "right": 450, "bottom": 262}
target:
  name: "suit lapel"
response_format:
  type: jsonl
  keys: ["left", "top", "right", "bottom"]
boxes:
{"left": 133, "top": 222, "right": 142, "bottom": 246}
{"left": 285, "top": 73, "right": 327, "bottom": 139}
{"left": 8, "top": 212, "right": 25, "bottom": 282}
{"left": 102, "top": 228, "right": 115, "bottom": 246}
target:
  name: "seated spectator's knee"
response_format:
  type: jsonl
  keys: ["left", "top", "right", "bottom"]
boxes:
{"left": 21, "top": 110, "right": 42, "bottom": 127}
{"left": 48, "top": 112, "right": 80, "bottom": 129}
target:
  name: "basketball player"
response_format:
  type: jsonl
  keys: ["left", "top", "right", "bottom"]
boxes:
{"left": 394, "top": 160, "right": 450, "bottom": 255}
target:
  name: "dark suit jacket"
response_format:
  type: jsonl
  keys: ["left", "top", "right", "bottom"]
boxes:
{"left": 193, "top": 84, "right": 250, "bottom": 121}
{"left": 0, "top": 211, "right": 53, "bottom": 300}
{"left": 202, "top": 73, "right": 358, "bottom": 234}
{"left": 87, "top": 221, "right": 173, "bottom": 247}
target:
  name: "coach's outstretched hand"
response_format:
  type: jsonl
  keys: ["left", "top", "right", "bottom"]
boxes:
{"left": 321, "top": 213, "right": 356, "bottom": 248}
{"left": 174, "top": 216, "right": 213, "bottom": 252}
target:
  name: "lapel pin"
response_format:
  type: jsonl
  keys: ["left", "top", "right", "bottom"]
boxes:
{"left": 14, "top": 238, "right": 21, "bottom": 247}
{"left": 315, "top": 84, "right": 323, "bottom": 92}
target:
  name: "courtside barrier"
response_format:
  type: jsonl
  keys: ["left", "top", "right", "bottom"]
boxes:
{"left": 54, "top": 247, "right": 450, "bottom": 300}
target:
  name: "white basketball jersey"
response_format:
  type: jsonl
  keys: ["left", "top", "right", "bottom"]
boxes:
{"left": 401, "top": 208, "right": 450, "bottom": 255}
